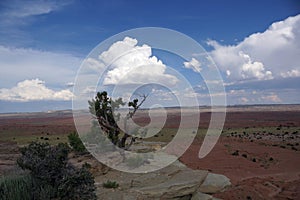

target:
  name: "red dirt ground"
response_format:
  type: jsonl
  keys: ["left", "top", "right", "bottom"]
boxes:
{"left": 0, "top": 111, "right": 76, "bottom": 136}
{"left": 180, "top": 137, "right": 300, "bottom": 199}
{"left": 178, "top": 107, "right": 300, "bottom": 200}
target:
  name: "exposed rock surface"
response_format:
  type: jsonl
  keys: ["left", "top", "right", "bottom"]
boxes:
{"left": 68, "top": 152, "right": 111, "bottom": 175}
{"left": 93, "top": 159, "right": 231, "bottom": 200}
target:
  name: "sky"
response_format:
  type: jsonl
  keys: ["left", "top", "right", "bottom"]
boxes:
{"left": 0, "top": 0, "right": 299, "bottom": 112}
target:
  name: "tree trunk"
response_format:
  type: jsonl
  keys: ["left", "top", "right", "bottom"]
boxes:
{"left": 119, "top": 133, "right": 129, "bottom": 148}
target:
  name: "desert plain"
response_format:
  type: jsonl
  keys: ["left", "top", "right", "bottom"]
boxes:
{"left": 0, "top": 104, "right": 300, "bottom": 199}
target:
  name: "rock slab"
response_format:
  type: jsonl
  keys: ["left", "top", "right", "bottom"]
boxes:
{"left": 94, "top": 159, "right": 231, "bottom": 200}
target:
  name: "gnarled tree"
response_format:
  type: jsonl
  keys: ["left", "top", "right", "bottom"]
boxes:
{"left": 88, "top": 91, "right": 147, "bottom": 149}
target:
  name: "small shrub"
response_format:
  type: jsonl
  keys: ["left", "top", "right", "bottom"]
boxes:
{"left": 103, "top": 180, "right": 119, "bottom": 188}
{"left": 83, "top": 162, "right": 91, "bottom": 169}
{"left": 68, "top": 131, "right": 86, "bottom": 153}
{"left": 58, "top": 166, "right": 97, "bottom": 200}
{"left": 291, "top": 147, "right": 298, "bottom": 151}
{"left": 17, "top": 142, "right": 96, "bottom": 200}
{"left": 17, "top": 142, "right": 70, "bottom": 198}
{"left": 231, "top": 150, "right": 239, "bottom": 156}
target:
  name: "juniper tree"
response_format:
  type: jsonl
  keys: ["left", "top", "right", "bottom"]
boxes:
{"left": 88, "top": 91, "right": 147, "bottom": 149}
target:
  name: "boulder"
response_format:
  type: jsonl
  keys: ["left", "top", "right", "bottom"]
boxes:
{"left": 199, "top": 173, "right": 231, "bottom": 194}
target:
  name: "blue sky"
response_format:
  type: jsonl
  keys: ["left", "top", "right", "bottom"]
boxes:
{"left": 0, "top": 0, "right": 299, "bottom": 112}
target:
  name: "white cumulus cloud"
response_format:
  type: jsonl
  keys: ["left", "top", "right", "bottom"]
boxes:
{"left": 183, "top": 58, "right": 202, "bottom": 73}
{"left": 239, "top": 51, "right": 273, "bottom": 80}
{"left": 208, "top": 14, "right": 300, "bottom": 82}
{"left": 0, "top": 79, "right": 73, "bottom": 102}
{"left": 97, "top": 37, "right": 178, "bottom": 86}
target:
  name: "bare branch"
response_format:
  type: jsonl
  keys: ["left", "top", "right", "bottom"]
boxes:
{"left": 127, "top": 93, "right": 148, "bottom": 119}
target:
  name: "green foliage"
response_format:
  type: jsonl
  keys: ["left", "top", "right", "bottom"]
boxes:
{"left": 17, "top": 142, "right": 69, "bottom": 188}
{"left": 17, "top": 142, "right": 96, "bottom": 200}
{"left": 0, "top": 173, "right": 32, "bottom": 200}
{"left": 88, "top": 91, "right": 125, "bottom": 146}
{"left": 68, "top": 131, "right": 86, "bottom": 153}
{"left": 102, "top": 180, "right": 119, "bottom": 188}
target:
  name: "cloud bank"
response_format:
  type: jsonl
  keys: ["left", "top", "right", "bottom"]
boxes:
{"left": 0, "top": 45, "right": 81, "bottom": 88}
{"left": 208, "top": 14, "right": 300, "bottom": 82}
{"left": 0, "top": 79, "right": 73, "bottom": 102}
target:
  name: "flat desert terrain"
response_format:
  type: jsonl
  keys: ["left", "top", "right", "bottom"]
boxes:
{"left": 1, "top": 104, "right": 300, "bottom": 199}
